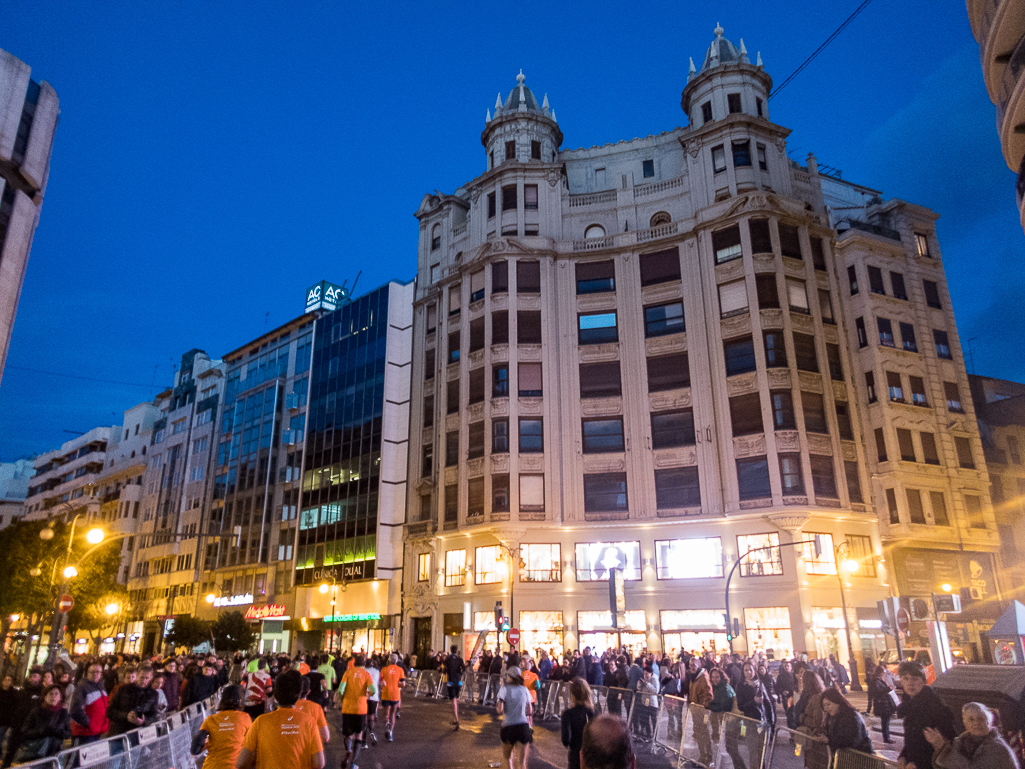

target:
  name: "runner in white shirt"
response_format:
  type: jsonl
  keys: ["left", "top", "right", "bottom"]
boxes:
{"left": 242, "top": 658, "right": 272, "bottom": 722}
{"left": 363, "top": 657, "right": 382, "bottom": 748}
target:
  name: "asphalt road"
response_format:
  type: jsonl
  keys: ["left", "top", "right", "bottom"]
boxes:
{"left": 322, "top": 696, "right": 676, "bottom": 769}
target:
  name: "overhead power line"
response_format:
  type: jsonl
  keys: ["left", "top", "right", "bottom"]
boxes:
{"left": 769, "top": 0, "right": 876, "bottom": 100}
{"left": 6, "top": 365, "right": 159, "bottom": 390}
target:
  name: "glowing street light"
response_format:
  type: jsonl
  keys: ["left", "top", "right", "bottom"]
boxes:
{"left": 206, "top": 593, "right": 216, "bottom": 604}
{"left": 105, "top": 602, "right": 120, "bottom": 616}
{"left": 319, "top": 583, "right": 329, "bottom": 594}
{"left": 86, "top": 528, "right": 105, "bottom": 545}
{"left": 39, "top": 527, "right": 54, "bottom": 541}
{"left": 941, "top": 583, "right": 953, "bottom": 593}
{"left": 841, "top": 558, "right": 860, "bottom": 575}
{"left": 63, "top": 565, "right": 78, "bottom": 579}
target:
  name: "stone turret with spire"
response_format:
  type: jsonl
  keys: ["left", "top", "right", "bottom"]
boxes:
{"left": 481, "top": 70, "right": 563, "bottom": 171}
{"left": 682, "top": 23, "right": 771, "bottom": 127}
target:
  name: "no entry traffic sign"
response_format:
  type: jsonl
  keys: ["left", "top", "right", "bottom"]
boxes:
{"left": 57, "top": 594, "right": 74, "bottom": 613}
{"left": 506, "top": 628, "right": 520, "bottom": 646}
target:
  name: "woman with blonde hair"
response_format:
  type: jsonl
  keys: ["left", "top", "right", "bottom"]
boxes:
{"left": 561, "top": 678, "right": 594, "bottom": 769}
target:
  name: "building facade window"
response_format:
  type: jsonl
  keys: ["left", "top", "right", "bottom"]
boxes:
{"left": 578, "top": 312, "right": 618, "bottom": 344}
{"left": 445, "top": 549, "right": 466, "bottom": 587}
{"left": 737, "top": 533, "right": 782, "bottom": 576}
{"left": 654, "top": 467, "right": 701, "bottom": 508}
{"left": 521, "top": 544, "right": 561, "bottom": 582}
{"left": 583, "top": 473, "right": 628, "bottom": 512}
{"left": 519, "top": 419, "right": 544, "bottom": 453}
{"left": 651, "top": 410, "right": 695, "bottom": 448}
{"left": 737, "top": 457, "right": 771, "bottom": 500}
{"left": 580, "top": 361, "right": 622, "bottom": 398}
{"left": 582, "top": 418, "right": 625, "bottom": 453}
{"left": 724, "top": 337, "right": 756, "bottom": 376}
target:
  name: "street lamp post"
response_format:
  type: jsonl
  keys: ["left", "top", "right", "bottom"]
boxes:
{"left": 835, "top": 541, "right": 864, "bottom": 692}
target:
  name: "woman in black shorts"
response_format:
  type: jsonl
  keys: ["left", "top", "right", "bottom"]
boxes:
{"left": 496, "top": 666, "right": 533, "bottom": 769}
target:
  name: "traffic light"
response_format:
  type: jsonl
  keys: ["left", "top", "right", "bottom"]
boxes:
{"left": 495, "top": 602, "right": 506, "bottom": 631}
{"left": 724, "top": 613, "right": 732, "bottom": 641}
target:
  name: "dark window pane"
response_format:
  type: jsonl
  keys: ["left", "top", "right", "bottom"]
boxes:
{"left": 955, "top": 436, "right": 974, "bottom": 468}
{"left": 468, "top": 422, "right": 485, "bottom": 459}
{"left": 724, "top": 336, "right": 756, "bottom": 376}
{"left": 502, "top": 184, "right": 517, "bottom": 211}
{"left": 517, "top": 261, "right": 541, "bottom": 293}
{"left": 582, "top": 418, "right": 625, "bottom": 453}
{"left": 749, "top": 219, "right": 772, "bottom": 253}
{"left": 848, "top": 266, "right": 859, "bottom": 295}
{"left": 924, "top": 280, "right": 941, "bottom": 309}
{"left": 468, "top": 477, "right": 485, "bottom": 517}
{"left": 578, "top": 312, "right": 618, "bottom": 344}
{"left": 655, "top": 467, "right": 701, "bottom": 508}
{"left": 640, "top": 247, "right": 681, "bottom": 286}
{"left": 779, "top": 453, "right": 804, "bottom": 495}
{"left": 934, "top": 329, "right": 952, "bottom": 359}
{"left": 737, "top": 457, "right": 772, "bottom": 500}
{"left": 448, "top": 331, "right": 460, "bottom": 363}
{"left": 810, "top": 455, "right": 837, "bottom": 497}
{"left": 492, "top": 419, "right": 509, "bottom": 454}
{"left": 793, "top": 333, "right": 818, "bottom": 372}
{"left": 764, "top": 330, "right": 787, "bottom": 368}
{"left": 579, "top": 361, "right": 622, "bottom": 398}
{"left": 645, "top": 302, "right": 685, "bottom": 337}
{"left": 835, "top": 401, "right": 854, "bottom": 440}
{"left": 770, "top": 391, "right": 796, "bottom": 430}
{"left": 875, "top": 428, "right": 888, "bottom": 462}
{"left": 447, "top": 378, "right": 460, "bottom": 414}
{"left": 900, "top": 322, "right": 918, "bottom": 353}
{"left": 713, "top": 225, "right": 743, "bottom": 264}
{"left": 886, "top": 488, "right": 899, "bottom": 524}
{"left": 756, "top": 274, "right": 779, "bottom": 309}
{"left": 730, "top": 393, "right": 764, "bottom": 436}
{"left": 517, "top": 311, "right": 542, "bottom": 344}
{"left": 930, "top": 491, "right": 948, "bottom": 525}
{"left": 921, "top": 432, "right": 940, "bottom": 465}
{"left": 891, "top": 272, "right": 907, "bottom": 300}
{"left": 827, "top": 344, "right": 843, "bottom": 381}
{"left": 583, "top": 473, "right": 628, "bottom": 512}
{"left": 446, "top": 431, "right": 459, "bottom": 466}
{"left": 732, "top": 140, "right": 751, "bottom": 167}
{"left": 897, "top": 428, "right": 916, "bottom": 462}
{"left": 647, "top": 353, "right": 690, "bottom": 392}
{"left": 519, "top": 419, "right": 544, "bottom": 453}
{"left": 651, "top": 410, "right": 695, "bottom": 449}
{"left": 802, "top": 392, "right": 828, "bottom": 434}
{"left": 425, "top": 348, "right": 435, "bottom": 380}
{"left": 868, "top": 266, "right": 885, "bottom": 294}
{"left": 492, "top": 365, "right": 508, "bottom": 397}
{"left": 469, "top": 317, "right": 485, "bottom": 352}
{"left": 492, "top": 261, "right": 508, "bottom": 293}
{"left": 492, "top": 310, "right": 509, "bottom": 345}
{"left": 778, "top": 223, "right": 802, "bottom": 259}
{"left": 907, "top": 489, "right": 926, "bottom": 524}
{"left": 576, "top": 260, "right": 616, "bottom": 294}
{"left": 811, "top": 238, "right": 826, "bottom": 271}
{"left": 492, "top": 474, "right": 510, "bottom": 512}
{"left": 468, "top": 368, "right": 485, "bottom": 404}
{"left": 945, "top": 381, "right": 963, "bottom": 412}
{"left": 845, "top": 461, "right": 863, "bottom": 503}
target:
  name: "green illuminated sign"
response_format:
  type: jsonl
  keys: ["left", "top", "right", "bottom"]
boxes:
{"left": 324, "top": 613, "right": 381, "bottom": 622}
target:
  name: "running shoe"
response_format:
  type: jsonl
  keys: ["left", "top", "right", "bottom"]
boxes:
{"left": 369, "top": 733, "right": 377, "bottom": 746}
{"left": 386, "top": 731, "right": 393, "bottom": 742}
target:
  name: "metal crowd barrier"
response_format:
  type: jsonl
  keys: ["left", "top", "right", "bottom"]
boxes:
{"left": 18, "top": 691, "right": 221, "bottom": 769}
{"left": 766, "top": 725, "right": 832, "bottom": 769}
{"left": 833, "top": 749, "right": 899, "bottom": 769}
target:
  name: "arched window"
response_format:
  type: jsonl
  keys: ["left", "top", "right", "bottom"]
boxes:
{"left": 649, "top": 212, "right": 671, "bottom": 228}
{"left": 584, "top": 224, "right": 606, "bottom": 240}
{"left": 431, "top": 224, "right": 441, "bottom": 251}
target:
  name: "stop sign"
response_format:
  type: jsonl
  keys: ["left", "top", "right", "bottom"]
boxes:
{"left": 57, "top": 594, "right": 74, "bottom": 613}
{"left": 896, "top": 607, "right": 911, "bottom": 635}
{"left": 507, "top": 628, "right": 520, "bottom": 646}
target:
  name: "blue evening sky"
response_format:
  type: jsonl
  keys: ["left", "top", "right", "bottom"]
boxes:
{"left": 1, "top": 0, "right": 1021, "bottom": 460}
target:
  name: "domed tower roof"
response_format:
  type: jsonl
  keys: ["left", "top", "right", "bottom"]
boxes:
{"left": 489, "top": 70, "right": 554, "bottom": 120}
{"left": 699, "top": 23, "right": 750, "bottom": 73}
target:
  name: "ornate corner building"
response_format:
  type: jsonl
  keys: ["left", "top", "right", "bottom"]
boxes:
{"left": 402, "top": 26, "right": 1001, "bottom": 665}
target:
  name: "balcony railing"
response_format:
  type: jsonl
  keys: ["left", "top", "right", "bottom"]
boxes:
{"left": 568, "top": 190, "right": 617, "bottom": 208}
{"left": 838, "top": 219, "right": 901, "bottom": 242}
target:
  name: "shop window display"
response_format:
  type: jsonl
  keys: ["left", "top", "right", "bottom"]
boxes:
{"left": 743, "top": 606, "right": 793, "bottom": 660}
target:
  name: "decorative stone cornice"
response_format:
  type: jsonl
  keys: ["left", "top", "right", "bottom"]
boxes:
{"left": 765, "top": 512, "right": 809, "bottom": 535}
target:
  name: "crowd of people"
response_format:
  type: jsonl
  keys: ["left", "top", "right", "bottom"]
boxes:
{"left": 417, "top": 644, "right": 1020, "bottom": 769}
{"left": 0, "top": 648, "right": 413, "bottom": 768}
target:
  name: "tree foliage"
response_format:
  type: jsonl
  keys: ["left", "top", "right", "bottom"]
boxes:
{"left": 211, "top": 611, "right": 256, "bottom": 653}
{"left": 65, "top": 541, "right": 128, "bottom": 641}
{"left": 165, "top": 615, "right": 212, "bottom": 651}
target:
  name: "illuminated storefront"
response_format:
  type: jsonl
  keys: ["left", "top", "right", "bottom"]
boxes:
{"left": 322, "top": 612, "right": 389, "bottom": 654}
{"left": 661, "top": 610, "right": 728, "bottom": 657}
{"left": 578, "top": 610, "right": 646, "bottom": 654}
{"left": 810, "top": 607, "right": 846, "bottom": 662}
{"left": 744, "top": 607, "right": 793, "bottom": 660}
{"left": 519, "top": 610, "right": 564, "bottom": 658}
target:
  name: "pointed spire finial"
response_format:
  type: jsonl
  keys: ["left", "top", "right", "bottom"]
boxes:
{"left": 739, "top": 38, "right": 747, "bottom": 55}
{"left": 551, "top": 108, "right": 557, "bottom": 123}
{"left": 516, "top": 69, "right": 525, "bottom": 85}
{"left": 495, "top": 93, "right": 502, "bottom": 110}
{"left": 714, "top": 22, "right": 724, "bottom": 38}
{"left": 756, "top": 51, "right": 763, "bottom": 68}
{"left": 542, "top": 93, "right": 549, "bottom": 110}
{"left": 688, "top": 57, "right": 696, "bottom": 74}
{"left": 486, "top": 108, "right": 492, "bottom": 123}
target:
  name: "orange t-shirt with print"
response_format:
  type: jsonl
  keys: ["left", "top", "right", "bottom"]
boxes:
{"left": 340, "top": 667, "right": 373, "bottom": 715}
{"left": 295, "top": 699, "right": 327, "bottom": 730}
{"left": 242, "top": 707, "right": 323, "bottom": 769}
{"left": 522, "top": 670, "right": 539, "bottom": 703}
{"left": 379, "top": 665, "right": 405, "bottom": 702}
{"left": 199, "top": 710, "right": 252, "bottom": 769}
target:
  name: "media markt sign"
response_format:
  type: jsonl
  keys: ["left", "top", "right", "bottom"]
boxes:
{"left": 305, "top": 280, "right": 348, "bottom": 313}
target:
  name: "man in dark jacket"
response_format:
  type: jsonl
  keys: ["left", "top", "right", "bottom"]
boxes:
{"left": 896, "top": 661, "right": 956, "bottom": 769}
{"left": 182, "top": 660, "right": 219, "bottom": 707}
{"left": 160, "top": 659, "right": 181, "bottom": 712}
{"left": 106, "top": 664, "right": 159, "bottom": 736}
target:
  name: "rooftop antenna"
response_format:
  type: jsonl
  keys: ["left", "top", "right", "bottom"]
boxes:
{"left": 967, "top": 337, "right": 979, "bottom": 375}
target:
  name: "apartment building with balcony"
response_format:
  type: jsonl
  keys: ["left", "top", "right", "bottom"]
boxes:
{"left": 967, "top": 0, "right": 1025, "bottom": 232}
{"left": 24, "top": 426, "right": 113, "bottom": 523}
{"left": 0, "top": 49, "right": 59, "bottom": 385}
{"left": 0, "top": 458, "right": 33, "bottom": 528}
{"left": 403, "top": 27, "right": 895, "bottom": 668}
{"left": 126, "top": 350, "right": 223, "bottom": 656}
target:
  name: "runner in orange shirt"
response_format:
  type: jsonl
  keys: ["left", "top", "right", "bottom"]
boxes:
{"left": 337, "top": 653, "right": 375, "bottom": 769}
{"left": 191, "top": 685, "right": 251, "bottom": 769}
{"left": 295, "top": 677, "right": 331, "bottom": 745}
{"left": 379, "top": 654, "right": 405, "bottom": 742}
{"left": 520, "top": 654, "right": 540, "bottom": 726}
{"left": 236, "top": 671, "right": 324, "bottom": 769}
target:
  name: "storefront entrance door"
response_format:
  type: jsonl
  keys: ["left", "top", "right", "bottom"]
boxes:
{"left": 413, "top": 616, "right": 432, "bottom": 665}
